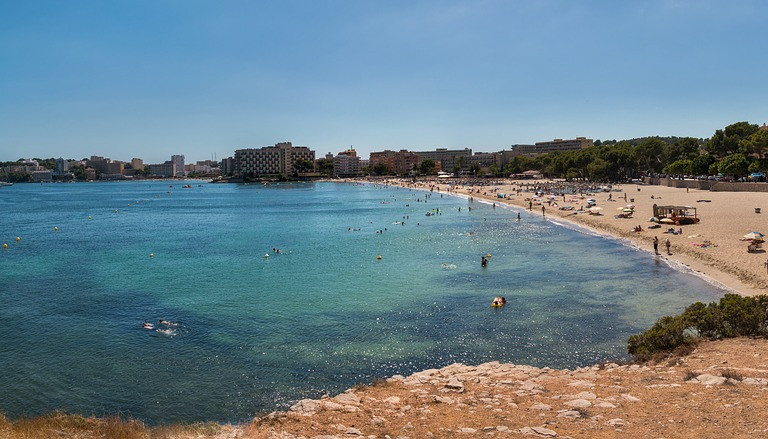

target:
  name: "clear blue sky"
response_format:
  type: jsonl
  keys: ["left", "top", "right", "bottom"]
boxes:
{"left": 1, "top": 0, "right": 766, "bottom": 163}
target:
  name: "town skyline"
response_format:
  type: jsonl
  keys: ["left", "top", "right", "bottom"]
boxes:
{"left": 2, "top": 1, "right": 767, "bottom": 163}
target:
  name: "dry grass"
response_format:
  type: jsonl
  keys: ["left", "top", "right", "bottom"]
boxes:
{"left": 0, "top": 411, "right": 225, "bottom": 439}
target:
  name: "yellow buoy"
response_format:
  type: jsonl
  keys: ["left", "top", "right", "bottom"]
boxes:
{"left": 114, "top": 209, "right": 119, "bottom": 213}
{"left": 149, "top": 253, "right": 155, "bottom": 258}
{"left": 377, "top": 255, "right": 382, "bottom": 260}
{"left": 2, "top": 243, "right": 7, "bottom": 249}
{"left": 15, "top": 237, "right": 20, "bottom": 242}
{"left": 54, "top": 227, "right": 58, "bottom": 231}
{"left": 487, "top": 253, "right": 492, "bottom": 258}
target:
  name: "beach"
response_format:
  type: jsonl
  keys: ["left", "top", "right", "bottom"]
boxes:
{"left": 385, "top": 178, "right": 768, "bottom": 298}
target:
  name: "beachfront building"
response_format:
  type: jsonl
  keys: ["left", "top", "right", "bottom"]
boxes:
{"left": 220, "top": 157, "right": 236, "bottom": 176}
{"left": 369, "top": 149, "right": 419, "bottom": 176}
{"left": 413, "top": 148, "right": 472, "bottom": 174}
{"left": 510, "top": 138, "right": 593, "bottom": 157}
{"left": 333, "top": 149, "right": 362, "bottom": 177}
{"left": 235, "top": 142, "right": 316, "bottom": 178}
{"left": 148, "top": 163, "right": 176, "bottom": 177}
{"left": 131, "top": 158, "right": 144, "bottom": 170}
{"left": 171, "top": 155, "right": 185, "bottom": 177}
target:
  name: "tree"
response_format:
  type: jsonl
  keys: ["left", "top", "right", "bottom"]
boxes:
{"left": 373, "top": 163, "right": 390, "bottom": 176}
{"left": 315, "top": 158, "right": 334, "bottom": 176}
{"left": 419, "top": 159, "right": 436, "bottom": 175}
{"left": 586, "top": 157, "right": 611, "bottom": 181}
{"left": 663, "top": 159, "right": 693, "bottom": 176}
{"left": 717, "top": 153, "right": 750, "bottom": 178}
{"left": 741, "top": 129, "right": 768, "bottom": 159}
{"left": 488, "top": 163, "right": 499, "bottom": 177}
{"left": 294, "top": 159, "right": 314, "bottom": 174}
{"left": 452, "top": 156, "right": 466, "bottom": 176}
{"left": 690, "top": 154, "right": 715, "bottom": 175}
{"left": 705, "top": 122, "right": 759, "bottom": 159}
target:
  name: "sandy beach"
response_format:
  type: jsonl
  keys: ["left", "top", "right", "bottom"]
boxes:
{"left": 384, "top": 178, "right": 768, "bottom": 297}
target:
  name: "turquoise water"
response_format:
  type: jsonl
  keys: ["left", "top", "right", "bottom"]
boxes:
{"left": 0, "top": 181, "right": 725, "bottom": 424}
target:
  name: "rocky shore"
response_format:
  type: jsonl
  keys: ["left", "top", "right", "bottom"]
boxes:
{"left": 247, "top": 337, "right": 768, "bottom": 438}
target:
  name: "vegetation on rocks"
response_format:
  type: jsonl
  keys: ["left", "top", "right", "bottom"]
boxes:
{"left": 627, "top": 293, "right": 768, "bottom": 361}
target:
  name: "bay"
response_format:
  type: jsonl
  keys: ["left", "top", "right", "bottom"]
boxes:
{"left": 0, "top": 181, "right": 725, "bottom": 424}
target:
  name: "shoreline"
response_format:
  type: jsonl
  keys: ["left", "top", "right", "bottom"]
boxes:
{"left": 376, "top": 178, "right": 766, "bottom": 297}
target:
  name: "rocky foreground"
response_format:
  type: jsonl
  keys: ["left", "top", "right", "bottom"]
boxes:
{"left": 245, "top": 338, "right": 768, "bottom": 439}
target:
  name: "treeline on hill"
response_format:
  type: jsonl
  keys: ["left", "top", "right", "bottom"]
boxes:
{"left": 508, "top": 121, "right": 768, "bottom": 182}
{"left": 627, "top": 294, "right": 768, "bottom": 362}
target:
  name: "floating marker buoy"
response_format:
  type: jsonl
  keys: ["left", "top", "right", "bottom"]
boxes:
{"left": 377, "top": 255, "right": 382, "bottom": 260}
{"left": 15, "top": 237, "right": 20, "bottom": 242}
{"left": 88, "top": 216, "right": 92, "bottom": 220}
{"left": 2, "top": 243, "right": 7, "bottom": 249}
{"left": 114, "top": 210, "right": 119, "bottom": 213}
{"left": 54, "top": 227, "right": 58, "bottom": 231}
{"left": 149, "top": 253, "right": 155, "bottom": 258}
{"left": 264, "top": 253, "right": 270, "bottom": 258}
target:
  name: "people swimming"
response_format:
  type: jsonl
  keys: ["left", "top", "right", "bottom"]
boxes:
{"left": 159, "top": 319, "right": 178, "bottom": 326}
{"left": 481, "top": 256, "right": 488, "bottom": 267}
{"left": 142, "top": 321, "right": 154, "bottom": 330}
{"left": 492, "top": 296, "right": 507, "bottom": 307}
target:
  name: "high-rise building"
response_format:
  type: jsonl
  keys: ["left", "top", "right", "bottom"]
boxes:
{"left": 171, "top": 155, "right": 185, "bottom": 177}
{"left": 235, "top": 142, "right": 315, "bottom": 178}
{"left": 333, "top": 149, "right": 361, "bottom": 177}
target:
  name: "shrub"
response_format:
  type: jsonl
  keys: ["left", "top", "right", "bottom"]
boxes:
{"left": 628, "top": 294, "right": 768, "bottom": 362}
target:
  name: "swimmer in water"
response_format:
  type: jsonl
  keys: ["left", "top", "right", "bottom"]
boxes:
{"left": 143, "top": 321, "right": 154, "bottom": 330}
{"left": 159, "top": 319, "right": 178, "bottom": 326}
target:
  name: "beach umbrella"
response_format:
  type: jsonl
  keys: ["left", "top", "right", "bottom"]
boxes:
{"left": 588, "top": 206, "right": 603, "bottom": 214}
{"left": 743, "top": 232, "right": 765, "bottom": 240}
{"left": 659, "top": 218, "right": 674, "bottom": 224}
{"left": 625, "top": 204, "right": 635, "bottom": 209}
{"left": 623, "top": 208, "right": 633, "bottom": 213}
{"left": 616, "top": 207, "right": 625, "bottom": 211}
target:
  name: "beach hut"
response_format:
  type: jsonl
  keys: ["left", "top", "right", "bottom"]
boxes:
{"left": 653, "top": 204, "right": 699, "bottom": 224}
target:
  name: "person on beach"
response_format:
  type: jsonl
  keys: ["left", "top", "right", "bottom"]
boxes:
{"left": 542, "top": 205, "right": 545, "bottom": 216}
{"left": 666, "top": 238, "right": 671, "bottom": 255}
{"left": 653, "top": 236, "right": 660, "bottom": 255}
{"left": 529, "top": 200, "right": 532, "bottom": 210}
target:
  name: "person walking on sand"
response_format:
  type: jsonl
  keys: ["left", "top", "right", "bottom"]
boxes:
{"left": 666, "top": 238, "right": 671, "bottom": 255}
{"left": 653, "top": 236, "right": 659, "bottom": 255}
{"left": 542, "top": 205, "right": 545, "bottom": 216}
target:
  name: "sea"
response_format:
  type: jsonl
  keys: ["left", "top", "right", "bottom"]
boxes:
{"left": 0, "top": 181, "right": 727, "bottom": 424}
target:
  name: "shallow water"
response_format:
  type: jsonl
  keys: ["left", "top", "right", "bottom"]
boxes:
{"left": 0, "top": 181, "right": 725, "bottom": 423}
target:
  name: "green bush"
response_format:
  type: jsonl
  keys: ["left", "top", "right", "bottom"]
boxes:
{"left": 627, "top": 294, "right": 768, "bottom": 361}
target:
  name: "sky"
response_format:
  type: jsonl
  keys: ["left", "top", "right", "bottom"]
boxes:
{"left": 1, "top": 0, "right": 767, "bottom": 164}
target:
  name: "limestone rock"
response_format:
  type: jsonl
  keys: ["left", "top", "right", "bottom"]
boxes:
{"left": 564, "top": 399, "right": 592, "bottom": 408}
{"left": 446, "top": 376, "right": 465, "bottom": 391}
{"left": 335, "top": 392, "right": 361, "bottom": 406}
{"left": 607, "top": 418, "right": 626, "bottom": 427}
{"left": 689, "top": 374, "right": 727, "bottom": 386}
{"left": 529, "top": 402, "right": 552, "bottom": 411}
{"left": 290, "top": 399, "right": 321, "bottom": 415}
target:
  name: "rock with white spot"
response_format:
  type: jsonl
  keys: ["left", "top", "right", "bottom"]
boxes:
{"left": 607, "top": 418, "right": 626, "bottom": 427}
{"left": 496, "top": 426, "right": 510, "bottom": 432}
{"left": 322, "top": 401, "right": 344, "bottom": 411}
{"left": 620, "top": 393, "right": 641, "bottom": 402}
{"left": 458, "top": 428, "right": 477, "bottom": 434}
{"left": 371, "top": 416, "right": 387, "bottom": 426}
{"left": 568, "top": 380, "right": 595, "bottom": 388}
{"left": 433, "top": 396, "right": 454, "bottom": 404}
{"left": 345, "top": 427, "right": 363, "bottom": 436}
{"left": 573, "top": 391, "right": 597, "bottom": 400}
{"left": 529, "top": 403, "right": 552, "bottom": 411}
